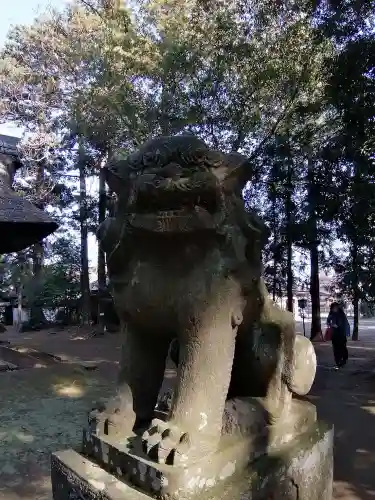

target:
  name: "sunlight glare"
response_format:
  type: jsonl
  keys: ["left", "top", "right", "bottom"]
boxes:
{"left": 53, "top": 382, "right": 84, "bottom": 397}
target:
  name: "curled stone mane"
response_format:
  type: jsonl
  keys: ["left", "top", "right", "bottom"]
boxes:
{"left": 109, "top": 135, "right": 223, "bottom": 174}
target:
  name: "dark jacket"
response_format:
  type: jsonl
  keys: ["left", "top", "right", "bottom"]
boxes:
{"left": 327, "top": 310, "right": 350, "bottom": 340}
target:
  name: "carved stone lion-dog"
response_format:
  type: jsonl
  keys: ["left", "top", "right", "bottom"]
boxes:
{"left": 94, "top": 135, "right": 316, "bottom": 466}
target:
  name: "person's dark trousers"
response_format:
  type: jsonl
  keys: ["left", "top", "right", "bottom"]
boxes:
{"left": 332, "top": 337, "right": 348, "bottom": 367}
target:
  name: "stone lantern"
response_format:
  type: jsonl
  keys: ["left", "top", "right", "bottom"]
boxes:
{"left": 0, "top": 134, "right": 58, "bottom": 253}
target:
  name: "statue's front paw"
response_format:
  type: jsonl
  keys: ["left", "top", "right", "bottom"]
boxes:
{"left": 142, "top": 419, "right": 216, "bottom": 465}
{"left": 89, "top": 394, "right": 135, "bottom": 438}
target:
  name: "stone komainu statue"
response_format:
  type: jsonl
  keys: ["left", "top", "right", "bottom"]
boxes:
{"left": 95, "top": 135, "right": 316, "bottom": 466}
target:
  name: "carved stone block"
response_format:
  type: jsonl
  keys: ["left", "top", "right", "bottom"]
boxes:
{"left": 80, "top": 398, "right": 316, "bottom": 497}
{"left": 51, "top": 419, "right": 333, "bottom": 500}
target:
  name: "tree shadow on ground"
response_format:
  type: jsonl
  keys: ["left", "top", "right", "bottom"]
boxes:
{"left": 0, "top": 364, "right": 115, "bottom": 500}
{"left": 310, "top": 342, "right": 375, "bottom": 499}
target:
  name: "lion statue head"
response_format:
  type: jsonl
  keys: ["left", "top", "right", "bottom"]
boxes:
{"left": 102, "top": 135, "right": 258, "bottom": 234}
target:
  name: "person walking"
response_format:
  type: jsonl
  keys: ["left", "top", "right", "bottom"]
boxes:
{"left": 326, "top": 302, "right": 350, "bottom": 369}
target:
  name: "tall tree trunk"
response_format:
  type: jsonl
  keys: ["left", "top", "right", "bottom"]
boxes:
{"left": 16, "top": 252, "right": 25, "bottom": 332}
{"left": 285, "top": 145, "right": 294, "bottom": 313}
{"left": 351, "top": 243, "right": 360, "bottom": 340}
{"left": 286, "top": 237, "right": 293, "bottom": 313}
{"left": 160, "top": 56, "right": 173, "bottom": 136}
{"left": 29, "top": 241, "right": 47, "bottom": 325}
{"left": 307, "top": 153, "right": 322, "bottom": 339}
{"left": 272, "top": 243, "right": 278, "bottom": 302}
{"left": 97, "top": 167, "right": 107, "bottom": 291}
{"left": 97, "top": 167, "right": 108, "bottom": 334}
{"left": 30, "top": 164, "right": 47, "bottom": 325}
{"left": 309, "top": 236, "right": 322, "bottom": 339}
{"left": 271, "top": 191, "right": 278, "bottom": 302}
{"left": 79, "top": 145, "right": 91, "bottom": 326}
{"left": 107, "top": 189, "right": 115, "bottom": 217}
{"left": 352, "top": 294, "right": 359, "bottom": 340}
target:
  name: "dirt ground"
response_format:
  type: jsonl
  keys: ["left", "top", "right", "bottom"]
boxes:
{"left": 0, "top": 365, "right": 114, "bottom": 500}
{"left": 1, "top": 327, "right": 375, "bottom": 499}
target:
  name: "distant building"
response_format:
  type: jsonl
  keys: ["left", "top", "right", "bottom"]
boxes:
{"left": 294, "top": 273, "right": 334, "bottom": 318}
{"left": 292, "top": 273, "right": 354, "bottom": 318}
{"left": 274, "top": 273, "right": 339, "bottom": 320}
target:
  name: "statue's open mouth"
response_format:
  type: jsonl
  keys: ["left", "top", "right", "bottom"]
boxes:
{"left": 125, "top": 175, "right": 225, "bottom": 232}
{"left": 135, "top": 186, "right": 219, "bottom": 215}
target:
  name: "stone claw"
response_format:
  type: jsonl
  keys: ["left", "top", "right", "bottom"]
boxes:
{"left": 88, "top": 394, "right": 135, "bottom": 438}
{"left": 141, "top": 418, "right": 211, "bottom": 465}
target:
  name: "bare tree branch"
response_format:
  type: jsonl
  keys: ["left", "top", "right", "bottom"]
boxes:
{"left": 245, "top": 57, "right": 313, "bottom": 173}
{"left": 78, "top": 0, "right": 103, "bottom": 19}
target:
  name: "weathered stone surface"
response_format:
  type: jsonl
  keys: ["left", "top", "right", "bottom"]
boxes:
{"left": 92, "top": 134, "right": 317, "bottom": 466}
{"left": 222, "top": 398, "right": 317, "bottom": 444}
{"left": 51, "top": 421, "right": 333, "bottom": 500}
{"left": 50, "top": 134, "right": 329, "bottom": 500}
{"left": 80, "top": 398, "right": 317, "bottom": 498}
{"left": 51, "top": 449, "right": 149, "bottom": 500}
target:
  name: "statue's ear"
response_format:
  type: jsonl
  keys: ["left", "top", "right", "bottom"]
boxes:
{"left": 96, "top": 217, "right": 122, "bottom": 254}
{"left": 211, "top": 152, "right": 252, "bottom": 191}
{"left": 225, "top": 153, "right": 253, "bottom": 189}
{"left": 247, "top": 212, "right": 270, "bottom": 246}
{"left": 238, "top": 207, "right": 270, "bottom": 247}
{"left": 103, "top": 166, "right": 128, "bottom": 195}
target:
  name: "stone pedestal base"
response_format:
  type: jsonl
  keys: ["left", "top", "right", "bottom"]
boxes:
{"left": 51, "top": 420, "right": 333, "bottom": 500}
